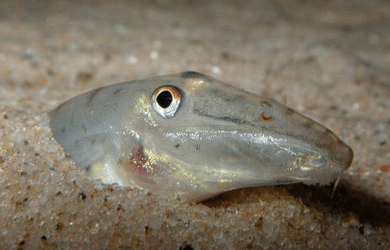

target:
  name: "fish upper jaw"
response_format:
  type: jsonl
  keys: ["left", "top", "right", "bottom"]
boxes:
{"left": 283, "top": 138, "right": 353, "bottom": 185}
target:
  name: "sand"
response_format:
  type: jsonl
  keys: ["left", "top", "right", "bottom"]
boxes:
{"left": 1, "top": 0, "right": 390, "bottom": 249}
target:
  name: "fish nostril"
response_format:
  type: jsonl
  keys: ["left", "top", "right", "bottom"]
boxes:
{"left": 259, "top": 112, "right": 273, "bottom": 122}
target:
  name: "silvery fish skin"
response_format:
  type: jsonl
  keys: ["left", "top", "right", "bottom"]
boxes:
{"left": 50, "top": 71, "right": 353, "bottom": 200}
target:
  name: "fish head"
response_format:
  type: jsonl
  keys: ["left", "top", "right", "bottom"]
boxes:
{"left": 127, "top": 71, "right": 353, "bottom": 199}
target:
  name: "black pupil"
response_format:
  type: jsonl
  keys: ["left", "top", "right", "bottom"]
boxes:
{"left": 156, "top": 90, "right": 173, "bottom": 108}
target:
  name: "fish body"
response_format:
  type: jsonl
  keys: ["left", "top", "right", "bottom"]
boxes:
{"left": 50, "top": 71, "right": 353, "bottom": 200}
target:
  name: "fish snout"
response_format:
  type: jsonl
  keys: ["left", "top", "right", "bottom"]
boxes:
{"left": 328, "top": 138, "right": 354, "bottom": 175}
{"left": 288, "top": 138, "right": 353, "bottom": 185}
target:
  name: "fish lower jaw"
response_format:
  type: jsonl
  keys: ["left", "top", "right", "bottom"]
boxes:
{"left": 297, "top": 174, "right": 339, "bottom": 186}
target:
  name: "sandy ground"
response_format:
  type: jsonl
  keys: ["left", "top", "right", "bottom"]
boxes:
{"left": 1, "top": 0, "right": 390, "bottom": 249}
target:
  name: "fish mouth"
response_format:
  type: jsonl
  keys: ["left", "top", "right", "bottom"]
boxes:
{"left": 287, "top": 139, "right": 353, "bottom": 185}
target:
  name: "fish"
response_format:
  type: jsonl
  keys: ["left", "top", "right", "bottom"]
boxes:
{"left": 49, "top": 71, "right": 353, "bottom": 200}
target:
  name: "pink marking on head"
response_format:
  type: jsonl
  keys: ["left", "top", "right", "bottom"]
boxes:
{"left": 129, "top": 149, "right": 149, "bottom": 176}
{"left": 120, "top": 146, "right": 155, "bottom": 177}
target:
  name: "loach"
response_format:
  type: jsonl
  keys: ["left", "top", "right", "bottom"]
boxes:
{"left": 50, "top": 71, "right": 353, "bottom": 201}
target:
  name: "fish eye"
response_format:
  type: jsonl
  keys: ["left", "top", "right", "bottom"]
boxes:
{"left": 151, "top": 85, "right": 182, "bottom": 118}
